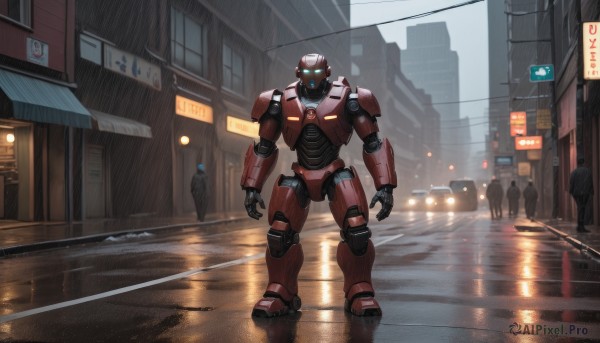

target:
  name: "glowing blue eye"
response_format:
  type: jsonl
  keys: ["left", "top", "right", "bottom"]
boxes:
{"left": 303, "top": 70, "right": 310, "bottom": 74}
{"left": 314, "top": 69, "right": 322, "bottom": 74}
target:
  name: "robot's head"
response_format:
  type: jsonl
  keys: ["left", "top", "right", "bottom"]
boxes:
{"left": 295, "top": 53, "right": 331, "bottom": 90}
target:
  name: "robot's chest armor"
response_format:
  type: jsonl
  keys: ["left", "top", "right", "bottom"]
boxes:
{"left": 281, "top": 83, "right": 353, "bottom": 149}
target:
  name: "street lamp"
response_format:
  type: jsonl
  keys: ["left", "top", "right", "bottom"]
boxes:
{"left": 6, "top": 133, "right": 14, "bottom": 143}
{"left": 179, "top": 135, "right": 190, "bottom": 146}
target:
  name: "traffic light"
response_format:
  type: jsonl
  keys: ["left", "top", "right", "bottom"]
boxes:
{"left": 482, "top": 159, "right": 488, "bottom": 169}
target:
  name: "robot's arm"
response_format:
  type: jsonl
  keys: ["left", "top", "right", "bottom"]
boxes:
{"left": 240, "top": 90, "right": 283, "bottom": 219}
{"left": 348, "top": 87, "right": 397, "bottom": 220}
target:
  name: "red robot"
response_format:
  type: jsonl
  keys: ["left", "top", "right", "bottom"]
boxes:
{"left": 241, "top": 53, "right": 397, "bottom": 317}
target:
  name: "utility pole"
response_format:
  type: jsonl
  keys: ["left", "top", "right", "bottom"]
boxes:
{"left": 549, "top": 0, "right": 559, "bottom": 219}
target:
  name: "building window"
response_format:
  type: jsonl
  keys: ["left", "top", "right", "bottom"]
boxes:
{"left": 0, "top": 0, "right": 31, "bottom": 27}
{"left": 171, "top": 7, "right": 206, "bottom": 77}
{"left": 222, "top": 43, "right": 244, "bottom": 94}
{"left": 351, "top": 44, "right": 363, "bottom": 57}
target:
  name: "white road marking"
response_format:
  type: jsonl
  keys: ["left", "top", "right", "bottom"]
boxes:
{"left": 0, "top": 231, "right": 405, "bottom": 323}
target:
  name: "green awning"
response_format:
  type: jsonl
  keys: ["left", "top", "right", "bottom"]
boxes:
{"left": 90, "top": 109, "right": 153, "bottom": 138}
{"left": 0, "top": 69, "right": 92, "bottom": 128}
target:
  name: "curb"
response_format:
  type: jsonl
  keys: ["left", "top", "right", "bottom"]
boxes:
{"left": 539, "top": 221, "right": 600, "bottom": 260}
{"left": 0, "top": 217, "right": 249, "bottom": 257}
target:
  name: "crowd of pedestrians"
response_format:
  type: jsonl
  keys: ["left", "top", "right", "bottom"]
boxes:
{"left": 486, "top": 178, "right": 538, "bottom": 221}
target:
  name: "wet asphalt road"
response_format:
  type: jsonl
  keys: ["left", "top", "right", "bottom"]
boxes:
{"left": 1, "top": 209, "right": 599, "bottom": 342}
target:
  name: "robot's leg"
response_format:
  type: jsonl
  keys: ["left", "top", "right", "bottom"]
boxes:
{"left": 252, "top": 175, "right": 310, "bottom": 317}
{"left": 328, "top": 167, "right": 382, "bottom": 316}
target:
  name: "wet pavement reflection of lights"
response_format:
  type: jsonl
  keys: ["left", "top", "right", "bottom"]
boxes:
{"left": 319, "top": 241, "right": 332, "bottom": 306}
{"left": 517, "top": 239, "right": 537, "bottom": 298}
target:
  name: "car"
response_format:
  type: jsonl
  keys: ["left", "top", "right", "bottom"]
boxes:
{"left": 448, "top": 179, "right": 478, "bottom": 211}
{"left": 426, "top": 186, "right": 455, "bottom": 211}
{"left": 406, "top": 189, "right": 429, "bottom": 210}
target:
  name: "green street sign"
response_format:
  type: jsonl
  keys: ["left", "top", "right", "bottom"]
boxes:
{"left": 529, "top": 64, "right": 554, "bottom": 82}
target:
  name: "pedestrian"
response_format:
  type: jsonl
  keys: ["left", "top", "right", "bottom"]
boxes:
{"left": 569, "top": 157, "right": 594, "bottom": 232}
{"left": 522, "top": 181, "right": 538, "bottom": 221}
{"left": 486, "top": 179, "right": 497, "bottom": 220}
{"left": 191, "top": 163, "right": 208, "bottom": 221}
{"left": 492, "top": 179, "right": 503, "bottom": 219}
{"left": 506, "top": 180, "right": 521, "bottom": 218}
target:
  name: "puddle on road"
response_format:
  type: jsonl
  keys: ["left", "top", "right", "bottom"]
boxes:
{"left": 514, "top": 225, "right": 546, "bottom": 232}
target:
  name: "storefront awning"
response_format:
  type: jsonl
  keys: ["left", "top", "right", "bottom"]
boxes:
{"left": 0, "top": 69, "right": 92, "bottom": 128}
{"left": 90, "top": 109, "right": 152, "bottom": 138}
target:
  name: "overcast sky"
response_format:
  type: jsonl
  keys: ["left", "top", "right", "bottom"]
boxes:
{"left": 350, "top": 0, "right": 489, "bottom": 153}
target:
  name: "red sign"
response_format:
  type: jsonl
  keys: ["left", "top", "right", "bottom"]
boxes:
{"left": 515, "top": 136, "right": 542, "bottom": 150}
{"left": 510, "top": 111, "right": 527, "bottom": 136}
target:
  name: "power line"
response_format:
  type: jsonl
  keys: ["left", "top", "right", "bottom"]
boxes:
{"left": 265, "top": 0, "right": 485, "bottom": 51}
{"left": 428, "top": 95, "right": 509, "bottom": 105}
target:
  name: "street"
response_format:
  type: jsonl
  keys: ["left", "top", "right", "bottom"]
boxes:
{"left": 1, "top": 209, "right": 599, "bottom": 342}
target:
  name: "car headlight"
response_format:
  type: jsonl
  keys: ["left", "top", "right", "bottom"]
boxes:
{"left": 446, "top": 197, "right": 455, "bottom": 205}
{"left": 408, "top": 199, "right": 416, "bottom": 206}
{"left": 426, "top": 197, "right": 434, "bottom": 205}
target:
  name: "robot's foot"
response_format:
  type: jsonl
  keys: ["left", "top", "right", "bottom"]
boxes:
{"left": 344, "top": 296, "right": 382, "bottom": 317}
{"left": 251, "top": 296, "right": 302, "bottom": 318}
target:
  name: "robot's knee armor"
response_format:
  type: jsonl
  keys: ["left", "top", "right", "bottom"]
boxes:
{"left": 341, "top": 225, "right": 371, "bottom": 256}
{"left": 267, "top": 228, "right": 300, "bottom": 258}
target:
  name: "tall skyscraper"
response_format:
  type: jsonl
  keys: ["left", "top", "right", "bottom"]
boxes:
{"left": 401, "top": 22, "right": 470, "bottom": 178}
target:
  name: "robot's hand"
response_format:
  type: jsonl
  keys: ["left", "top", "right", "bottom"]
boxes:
{"left": 244, "top": 188, "right": 266, "bottom": 220}
{"left": 369, "top": 185, "right": 394, "bottom": 221}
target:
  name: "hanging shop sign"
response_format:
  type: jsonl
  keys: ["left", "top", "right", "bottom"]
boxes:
{"left": 518, "top": 162, "right": 531, "bottom": 176}
{"left": 515, "top": 136, "right": 542, "bottom": 150}
{"left": 226, "top": 115, "right": 259, "bottom": 138}
{"left": 26, "top": 37, "right": 49, "bottom": 67}
{"left": 510, "top": 111, "right": 527, "bottom": 136}
{"left": 583, "top": 22, "right": 600, "bottom": 80}
{"left": 104, "top": 45, "right": 162, "bottom": 90}
{"left": 527, "top": 149, "right": 542, "bottom": 160}
{"left": 536, "top": 109, "right": 552, "bottom": 130}
{"left": 175, "top": 95, "right": 213, "bottom": 124}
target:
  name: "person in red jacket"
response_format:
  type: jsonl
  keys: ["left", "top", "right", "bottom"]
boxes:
{"left": 241, "top": 54, "right": 396, "bottom": 317}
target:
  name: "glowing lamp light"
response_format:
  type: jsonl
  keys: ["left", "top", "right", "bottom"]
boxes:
{"left": 179, "top": 135, "right": 190, "bottom": 146}
{"left": 6, "top": 133, "right": 15, "bottom": 143}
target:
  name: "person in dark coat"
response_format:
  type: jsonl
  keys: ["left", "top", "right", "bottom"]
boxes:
{"left": 486, "top": 179, "right": 497, "bottom": 219}
{"left": 506, "top": 180, "right": 521, "bottom": 218}
{"left": 486, "top": 179, "right": 503, "bottom": 220}
{"left": 523, "top": 181, "right": 538, "bottom": 221}
{"left": 191, "top": 163, "right": 209, "bottom": 221}
{"left": 569, "top": 157, "right": 594, "bottom": 232}
{"left": 492, "top": 179, "right": 503, "bottom": 219}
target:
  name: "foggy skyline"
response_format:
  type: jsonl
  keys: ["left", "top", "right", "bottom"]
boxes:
{"left": 350, "top": 0, "right": 489, "bottom": 154}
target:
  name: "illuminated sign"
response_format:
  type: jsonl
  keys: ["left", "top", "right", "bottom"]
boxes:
{"left": 515, "top": 136, "right": 542, "bottom": 150}
{"left": 583, "top": 22, "right": 600, "bottom": 80}
{"left": 510, "top": 111, "right": 527, "bottom": 137}
{"left": 226, "top": 115, "right": 259, "bottom": 138}
{"left": 175, "top": 95, "right": 213, "bottom": 124}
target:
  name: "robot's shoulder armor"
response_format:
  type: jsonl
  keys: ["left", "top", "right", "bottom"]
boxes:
{"left": 251, "top": 89, "right": 283, "bottom": 122}
{"left": 354, "top": 86, "right": 381, "bottom": 118}
{"left": 334, "top": 76, "right": 351, "bottom": 87}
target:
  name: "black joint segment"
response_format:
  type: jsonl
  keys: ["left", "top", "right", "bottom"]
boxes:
{"left": 267, "top": 227, "right": 300, "bottom": 258}
{"left": 341, "top": 225, "right": 371, "bottom": 255}
{"left": 268, "top": 101, "right": 281, "bottom": 116}
{"left": 255, "top": 138, "right": 275, "bottom": 157}
{"left": 363, "top": 133, "right": 381, "bottom": 153}
{"left": 347, "top": 99, "right": 360, "bottom": 114}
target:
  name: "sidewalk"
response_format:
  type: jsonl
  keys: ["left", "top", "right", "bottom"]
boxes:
{"left": 533, "top": 218, "right": 600, "bottom": 260}
{"left": 0, "top": 212, "right": 250, "bottom": 257}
